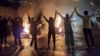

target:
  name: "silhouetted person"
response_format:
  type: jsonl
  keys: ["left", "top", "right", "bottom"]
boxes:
{"left": 43, "top": 11, "right": 57, "bottom": 50}
{"left": 11, "top": 16, "right": 23, "bottom": 48}
{"left": 28, "top": 11, "right": 42, "bottom": 49}
{"left": 56, "top": 10, "right": 75, "bottom": 52}
{"left": 36, "top": 10, "right": 43, "bottom": 35}
{"left": 0, "top": 17, "right": 10, "bottom": 47}
{"left": 7, "top": 17, "right": 12, "bottom": 36}
{"left": 75, "top": 7, "right": 97, "bottom": 49}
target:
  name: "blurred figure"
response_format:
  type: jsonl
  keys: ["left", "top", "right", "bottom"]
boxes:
{"left": 75, "top": 7, "right": 97, "bottom": 49}
{"left": 36, "top": 10, "right": 43, "bottom": 35}
{"left": 28, "top": 11, "right": 42, "bottom": 50}
{"left": 56, "top": 10, "right": 75, "bottom": 52}
{"left": 7, "top": 17, "right": 13, "bottom": 36}
{"left": 43, "top": 11, "right": 57, "bottom": 50}
{"left": 96, "top": 16, "right": 100, "bottom": 30}
{"left": 0, "top": 17, "right": 10, "bottom": 47}
{"left": 11, "top": 16, "right": 23, "bottom": 48}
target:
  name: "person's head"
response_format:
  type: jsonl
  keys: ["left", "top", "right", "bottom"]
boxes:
{"left": 84, "top": 10, "right": 88, "bottom": 15}
{"left": 49, "top": 17, "right": 53, "bottom": 21}
{"left": 65, "top": 14, "right": 69, "bottom": 18}
{"left": 31, "top": 17, "right": 35, "bottom": 21}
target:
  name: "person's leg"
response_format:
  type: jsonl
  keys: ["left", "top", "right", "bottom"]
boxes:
{"left": 52, "top": 32, "right": 56, "bottom": 50}
{"left": 48, "top": 31, "right": 51, "bottom": 49}
{"left": 69, "top": 31, "right": 75, "bottom": 52}
{"left": 70, "top": 32, "right": 74, "bottom": 47}
{"left": 69, "top": 28, "right": 74, "bottom": 48}
{"left": 83, "top": 29, "right": 90, "bottom": 48}
{"left": 4, "top": 35, "right": 7, "bottom": 46}
{"left": 13, "top": 31, "right": 18, "bottom": 45}
{"left": 66, "top": 33, "right": 70, "bottom": 48}
{"left": 88, "top": 29, "right": 94, "bottom": 47}
{"left": 66, "top": 32, "right": 71, "bottom": 52}
{"left": 34, "top": 35, "right": 37, "bottom": 49}
{"left": 30, "top": 34, "right": 34, "bottom": 46}
{"left": 18, "top": 34, "right": 22, "bottom": 46}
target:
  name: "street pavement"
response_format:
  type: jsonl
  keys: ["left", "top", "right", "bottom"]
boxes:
{"left": 0, "top": 30, "right": 100, "bottom": 56}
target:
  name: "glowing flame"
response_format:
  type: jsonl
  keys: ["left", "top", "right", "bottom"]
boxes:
{"left": 55, "top": 15, "right": 62, "bottom": 27}
{"left": 55, "top": 15, "right": 63, "bottom": 34}
{"left": 59, "top": 27, "right": 63, "bottom": 33}
{"left": 23, "top": 23, "right": 30, "bottom": 34}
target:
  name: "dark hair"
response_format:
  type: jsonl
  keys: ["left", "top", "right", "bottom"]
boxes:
{"left": 84, "top": 10, "right": 88, "bottom": 15}
{"left": 49, "top": 17, "right": 53, "bottom": 20}
{"left": 66, "top": 14, "right": 69, "bottom": 18}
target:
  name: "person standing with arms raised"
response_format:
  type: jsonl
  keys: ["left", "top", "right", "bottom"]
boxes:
{"left": 43, "top": 11, "right": 57, "bottom": 50}
{"left": 75, "top": 7, "right": 97, "bottom": 49}
{"left": 56, "top": 10, "right": 75, "bottom": 52}
{"left": 28, "top": 10, "right": 42, "bottom": 50}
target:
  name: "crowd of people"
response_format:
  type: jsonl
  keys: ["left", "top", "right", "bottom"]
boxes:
{"left": 0, "top": 7, "right": 99, "bottom": 52}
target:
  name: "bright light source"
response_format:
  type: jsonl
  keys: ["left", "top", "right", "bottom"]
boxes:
{"left": 55, "top": 15, "right": 63, "bottom": 34}
{"left": 23, "top": 23, "right": 30, "bottom": 34}
{"left": 55, "top": 15, "right": 62, "bottom": 27}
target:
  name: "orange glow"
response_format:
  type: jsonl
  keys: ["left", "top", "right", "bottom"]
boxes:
{"left": 23, "top": 22, "right": 30, "bottom": 34}
{"left": 55, "top": 15, "right": 62, "bottom": 27}
{"left": 55, "top": 15, "right": 63, "bottom": 33}
{"left": 59, "top": 27, "right": 63, "bottom": 33}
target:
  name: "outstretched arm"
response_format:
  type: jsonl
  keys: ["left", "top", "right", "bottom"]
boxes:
{"left": 75, "top": 7, "right": 83, "bottom": 18}
{"left": 90, "top": 8, "right": 98, "bottom": 16}
{"left": 21, "top": 14, "right": 24, "bottom": 19}
{"left": 27, "top": 13, "right": 31, "bottom": 22}
{"left": 69, "top": 9, "right": 75, "bottom": 19}
{"left": 54, "top": 11, "right": 57, "bottom": 21}
{"left": 36, "top": 12, "right": 42, "bottom": 22}
{"left": 43, "top": 15, "right": 49, "bottom": 22}
{"left": 56, "top": 11, "right": 64, "bottom": 20}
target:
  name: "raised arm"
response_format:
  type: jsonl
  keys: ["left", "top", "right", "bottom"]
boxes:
{"left": 28, "top": 14, "right": 31, "bottom": 22}
{"left": 90, "top": 8, "right": 98, "bottom": 16}
{"left": 75, "top": 7, "right": 83, "bottom": 18}
{"left": 54, "top": 11, "right": 57, "bottom": 21}
{"left": 56, "top": 11, "right": 64, "bottom": 20}
{"left": 69, "top": 9, "right": 75, "bottom": 19}
{"left": 43, "top": 15, "right": 49, "bottom": 22}
{"left": 36, "top": 11, "right": 42, "bottom": 22}
{"left": 21, "top": 14, "right": 24, "bottom": 19}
